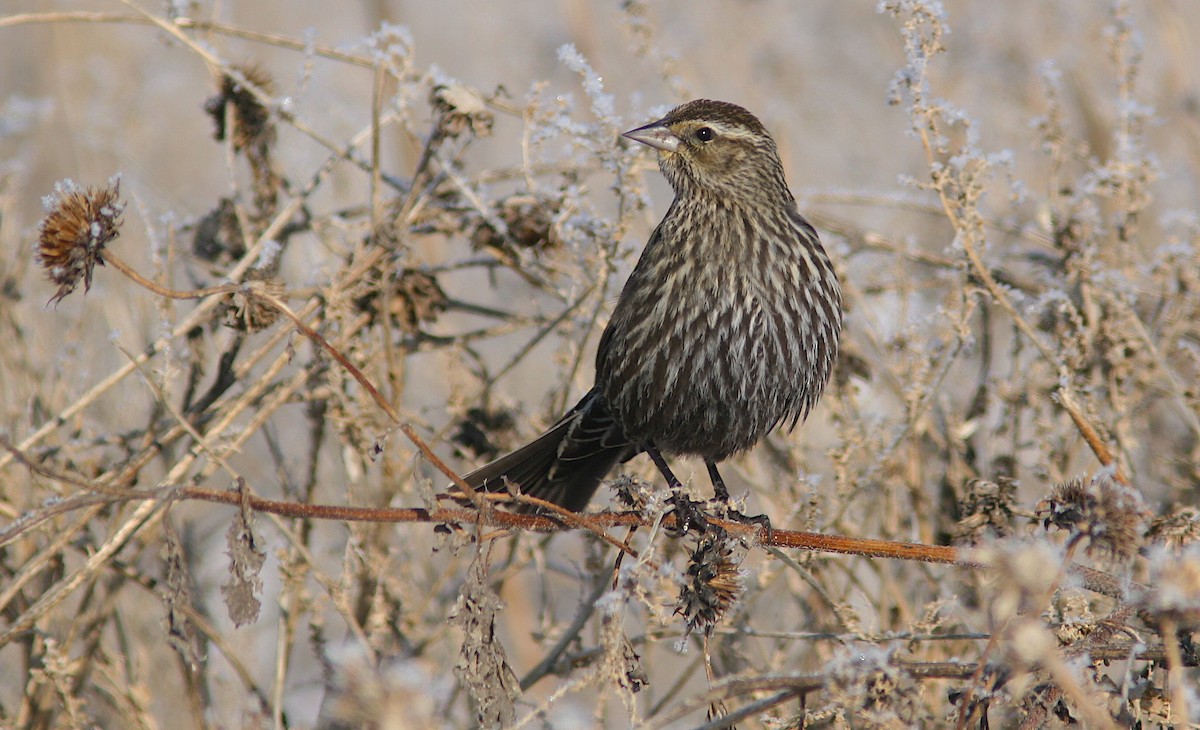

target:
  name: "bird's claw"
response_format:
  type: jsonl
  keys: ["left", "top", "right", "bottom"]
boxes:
{"left": 667, "top": 491, "right": 710, "bottom": 535}
{"left": 727, "top": 508, "right": 773, "bottom": 541}
{"left": 708, "top": 500, "right": 773, "bottom": 541}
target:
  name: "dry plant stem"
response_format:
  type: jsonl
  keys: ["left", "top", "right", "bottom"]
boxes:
{"left": 1160, "top": 617, "right": 1191, "bottom": 730}
{"left": 119, "top": 343, "right": 243, "bottom": 483}
{"left": 108, "top": 561, "right": 274, "bottom": 716}
{"left": 519, "top": 577, "right": 612, "bottom": 691}
{"left": 1016, "top": 604, "right": 1139, "bottom": 730}
{"left": 3, "top": 426, "right": 1129, "bottom": 597}
{"left": 0, "top": 504, "right": 105, "bottom": 614}
{"left": 1054, "top": 387, "right": 1131, "bottom": 486}
{"left": 245, "top": 288, "right": 487, "bottom": 511}
{"left": 955, "top": 536, "right": 1083, "bottom": 730}
{"left": 0, "top": 297, "right": 333, "bottom": 650}
{"left": 917, "top": 127, "right": 1058, "bottom": 367}
{"left": 103, "top": 252, "right": 239, "bottom": 300}
{"left": 507, "top": 493, "right": 644, "bottom": 560}
{"left": 691, "top": 691, "right": 797, "bottom": 730}
{"left": 807, "top": 191, "right": 1056, "bottom": 249}
{"left": 640, "top": 673, "right": 824, "bottom": 730}
{"left": 1037, "top": 646, "right": 1121, "bottom": 730}
{"left": 0, "top": 498, "right": 161, "bottom": 649}
{"left": 0, "top": 13, "right": 384, "bottom": 71}
{"left": 1117, "top": 300, "right": 1200, "bottom": 439}
{"left": 118, "top": 0, "right": 349, "bottom": 160}
{"left": 0, "top": 197, "right": 301, "bottom": 474}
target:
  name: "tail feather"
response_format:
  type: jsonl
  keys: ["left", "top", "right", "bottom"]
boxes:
{"left": 462, "top": 388, "right": 634, "bottom": 512}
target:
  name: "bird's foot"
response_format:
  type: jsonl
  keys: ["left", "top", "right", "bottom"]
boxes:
{"left": 667, "top": 490, "right": 710, "bottom": 535}
{"left": 712, "top": 502, "right": 773, "bottom": 541}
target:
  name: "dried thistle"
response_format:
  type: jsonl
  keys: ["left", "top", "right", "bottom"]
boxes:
{"left": 431, "top": 82, "right": 494, "bottom": 138}
{"left": 161, "top": 516, "right": 203, "bottom": 671}
{"left": 223, "top": 276, "right": 285, "bottom": 333}
{"left": 204, "top": 63, "right": 275, "bottom": 153}
{"left": 1145, "top": 506, "right": 1200, "bottom": 550}
{"left": 610, "top": 474, "right": 653, "bottom": 511}
{"left": 826, "top": 645, "right": 917, "bottom": 730}
{"left": 451, "top": 406, "right": 517, "bottom": 461}
{"left": 676, "top": 531, "right": 742, "bottom": 638}
{"left": 470, "top": 194, "right": 562, "bottom": 255}
{"left": 1037, "top": 471, "right": 1148, "bottom": 560}
{"left": 221, "top": 480, "right": 265, "bottom": 627}
{"left": 35, "top": 176, "right": 124, "bottom": 304}
{"left": 205, "top": 64, "right": 282, "bottom": 222}
{"left": 393, "top": 269, "right": 447, "bottom": 332}
{"left": 1045, "top": 588, "right": 1096, "bottom": 645}
{"left": 355, "top": 268, "right": 448, "bottom": 333}
{"left": 192, "top": 197, "right": 245, "bottom": 264}
{"left": 952, "top": 477, "right": 1018, "bottom": 544}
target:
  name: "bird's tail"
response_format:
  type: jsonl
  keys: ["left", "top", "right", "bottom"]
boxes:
{"left": 461, "top": 389, "right": 634, "bottom": 512}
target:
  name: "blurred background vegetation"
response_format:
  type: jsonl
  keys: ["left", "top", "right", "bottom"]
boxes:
{"left": 2, "top": 1, "right": 1199, "bottom": 727}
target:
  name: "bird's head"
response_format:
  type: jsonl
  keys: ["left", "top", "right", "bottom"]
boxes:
{"left": 622, "top": 99, "right": 791, "bottom": 205}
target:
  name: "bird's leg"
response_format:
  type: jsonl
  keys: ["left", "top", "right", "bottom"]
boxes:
{"left": 706, "top": 461, "right": 772, "bottom": 539}
{"left": 706, "top": 461, "right": 732, "bottom": 502}
{"left": 644, "top": 443, "right": 708, "bottom": 534}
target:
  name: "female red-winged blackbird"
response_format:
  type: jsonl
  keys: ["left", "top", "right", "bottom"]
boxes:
{"left": 463, "top": 100, "right": 842, "bottom": 525}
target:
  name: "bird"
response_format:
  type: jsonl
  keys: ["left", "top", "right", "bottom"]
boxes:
{"left": 461, "top": 99, "right": 842, "bottom": 528}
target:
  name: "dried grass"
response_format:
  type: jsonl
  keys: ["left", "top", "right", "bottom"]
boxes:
{"left": 1, "top": 1, "right": 1198, "bottom": 727}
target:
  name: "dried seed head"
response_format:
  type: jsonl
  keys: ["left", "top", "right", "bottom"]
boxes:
{"left": 676, "top": 532, "right": 742, "bottom": 637}
{"left": 205, "top": 63, "right": 275, "bottom": 152}
{"left": 431, "top": 82, "right": 494, "bottom": 137}
{"left": 192, "top": 198, "right": 245, "bottom": 264}
{"left": 35, "top": 177, "right": 124, "bottom": 304}
{"left": 1046, "top": 589, "right": 1096, "bottom": 645}
{"left": 356, "top": 267, "right": 448, "bottom": 333}
{"left": 826, "top": 645, "right": 917, "bottom": 729}
{"left": 223, "top": 276, "right": 285, "bottom": 332}
{"left": 393, "top": 269, "right": 447, "bottom": 332}
{"left": 1037, "top": 472, "right": 1148, "bottom": 560}
{"left": 470, "top": 194, "right": 562, "bottom": 255}
{"left": 610, "top": 474, "right": 653, "bottom": 511}
{"left": 1146, "top": 506, "right": 1200, "bottom": 550}
{"left": 451, "top": 406, "right": 518, "bottom": 461}
{"left": 1142, "top": 544, "right": 1200, "bottom": 627}
{"left": 953, "top": 477, "right": 1018, "bottom": 544}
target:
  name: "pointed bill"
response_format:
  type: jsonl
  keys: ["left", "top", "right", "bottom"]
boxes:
{"left": 622, "top": 121, "right": 680, "bottom": 152}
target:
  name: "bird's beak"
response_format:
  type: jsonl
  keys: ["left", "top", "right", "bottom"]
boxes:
{"left": 622, "top": 121, "right": 680, "bottom": 153}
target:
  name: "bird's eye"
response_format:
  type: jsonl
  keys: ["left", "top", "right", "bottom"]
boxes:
{"left": 694, "top": 127, "right": 714, "bottom": 142}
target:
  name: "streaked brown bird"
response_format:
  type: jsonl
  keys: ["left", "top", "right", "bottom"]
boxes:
{"left": 463, "top": 99, "right": 842, "bottom": 524}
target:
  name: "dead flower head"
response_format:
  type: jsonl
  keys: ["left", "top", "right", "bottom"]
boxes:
{"left": 205, "top": 63, "right": 275, "bottom": 153}
{"left": 952, "top": 477, "right": 1018, "bottom": 544}
{"left": 431, "top": 82, "right": 495, "bottom": 138}
{"left": 451, "top": 406, "right": 517, "bottom": 461}
{"left": 677, "top": 531, "right": 742, "bottom": 638}
{"left": 224, "top": 275, "right": 285, "bottom": 333}
{"left": 1037, "top": 471, "right": 1148, "bottom": 560}
{"left": 826, "top": 645, "right": 917, "bottom": 729}
{"left": 355, "top": 267, "right": 448, "bottom": 333}
{"left": 471, "top": 194, "right": 562, "bottom": 255}
{"left": 36, "top": 176, "right": 125, "bottom": 304}
{"left": 1146, "top": 506, "right": 1200, "bottom": 550}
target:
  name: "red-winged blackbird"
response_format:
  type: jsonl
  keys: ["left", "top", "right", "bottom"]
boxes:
{"left": 463, "top": 100, "right": 842, "bottom": 522}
